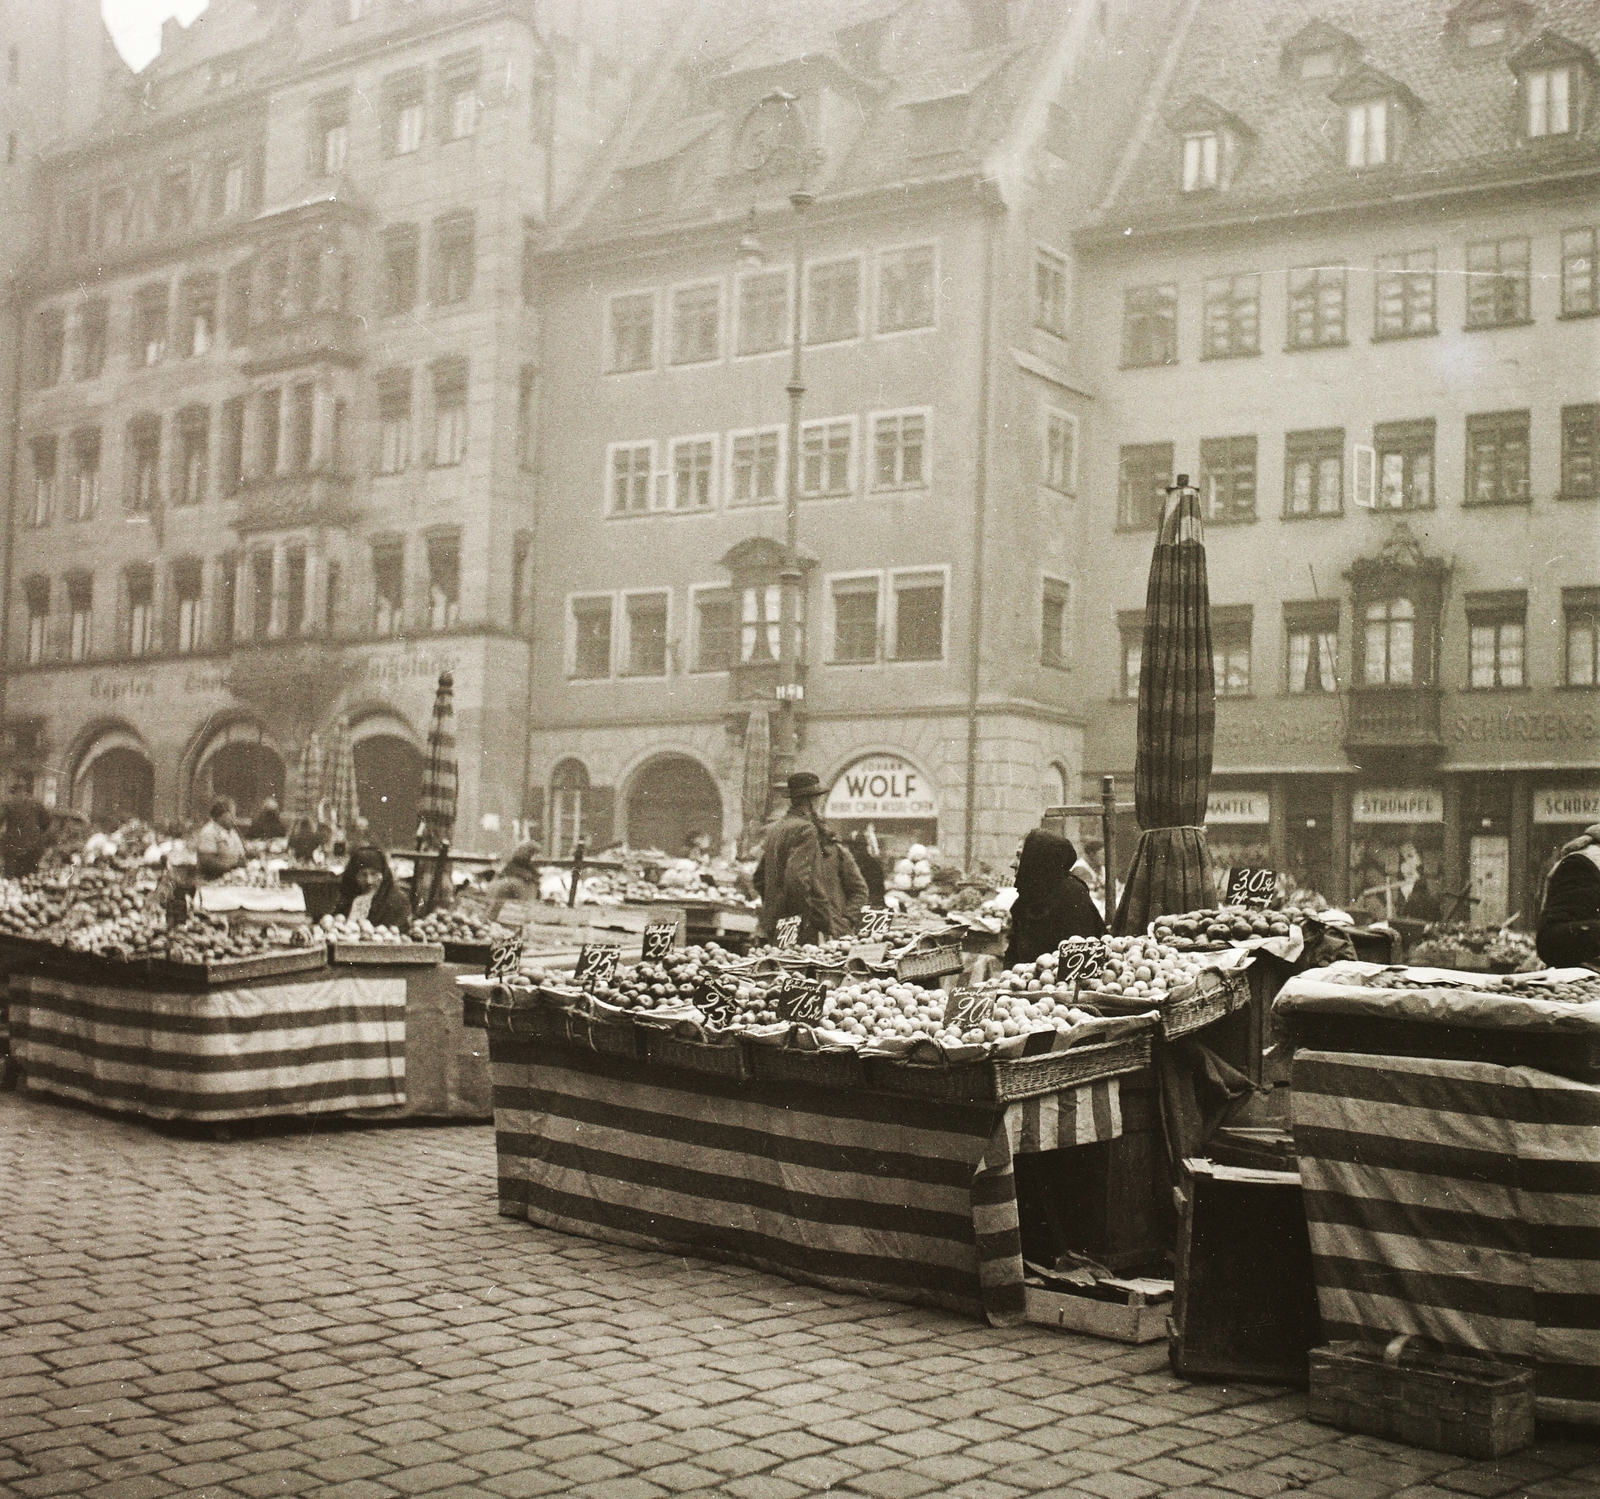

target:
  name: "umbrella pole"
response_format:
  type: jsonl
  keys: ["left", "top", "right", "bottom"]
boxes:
{"left": 426, "top": 841, "right": 451, "bottom": 914}
{"left": 1100, "top": 774, "right": 1117, "bottom": 912}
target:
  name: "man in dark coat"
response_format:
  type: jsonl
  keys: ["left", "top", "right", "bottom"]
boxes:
{"left": 1537, "top": 824, "right": 1600, "bottom": 968}
{"left": 1004, "top": 827, "right": 1105, "bottom": 968}
{"left": 0, "top": 777, "right": 53, "bottom": 879}
{"left": 847, "top": 831, "right": 887, "bottom": 909}
{"left": 754, "top": 772, "right": 860, "bottom": 943}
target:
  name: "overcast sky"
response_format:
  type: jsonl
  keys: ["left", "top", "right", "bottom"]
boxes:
{"left": 102, "top": 0, "right": 209, "bottom": 71}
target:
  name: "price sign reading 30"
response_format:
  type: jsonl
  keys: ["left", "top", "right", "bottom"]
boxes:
{"left": 1226, "top": 867, "right": 1278, "bottom": 908}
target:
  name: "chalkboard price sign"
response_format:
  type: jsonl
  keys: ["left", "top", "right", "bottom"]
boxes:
{"left": 943, "top": 987, "right": 997, "bottom": 1031}
{"left": 1226, "top": 867, "right": 1278, "bottom": 908}
{"left": 774, "top": 915, "right": 803, "bottom": 949}
{"left": 1056, "top": 936, "right": 1108, "bottom": 986}
{"left": 695, "top": 972, "right": 741, "bottom": 1028}
{"left": 857, "top": 907, "right": 892, "bottom": 941}
{"left": 574, "top": 942, "right": 622, "bottom": 989}
{"left": 773, "top": 973, "right": 826, "bottom": 1025}
{"left": 487, "top": 937, "right": 525, "bottom": 982}
{"left": 642, "top": 921, "right": 680, "bottom": 961}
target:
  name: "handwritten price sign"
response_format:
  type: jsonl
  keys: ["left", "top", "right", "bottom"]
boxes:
{"left": 1226, "top": 867, "right": 1278, "bottom": 908}
{"left": 574, "top": 942, "right": 621, "bottom": 990}
{"left": 695, "top": 972, "right": 741, "bottom": 1028}
{"left": 943, "top": 987, "right": 997, "bottom": 1031}
{"left": 772, "top": 973, "right": 826, "bottom": 1025}
{"left": 1056, "top": 937, "right": 1108, "bottom": 986}
{"left": 774, "top": 915, "right": 803, "bottom": 949}
{"left": 487, "top": 937, "right": 525, "bottom": 982}
{"left": 642, "top": 921, "right": 679, "bottom": 961}
{"left": 857, "top": 907, "right": 892, "bottom": 941}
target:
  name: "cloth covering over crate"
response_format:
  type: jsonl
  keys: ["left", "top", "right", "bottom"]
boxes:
{"left": 1292, "top": 1048, "right": 1600, "bottom": 1426}
{"left": 490, "top": 1034, "right": 1123, "bottom": 1324}
{"left": 10, "top": 972, "right": 407, "bottom": 1121}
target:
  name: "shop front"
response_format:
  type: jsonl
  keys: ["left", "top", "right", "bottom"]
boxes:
{"left": 1205, "top": 785, "right": 1272, "bottom": 902}
{"left": 1530, "top": 782, "right": 1600, "bottom": 916}
{"left": 1349, "top": 785, "right": 1446, "bottom": 926}
{"left": 824, "top": 754, "right": 939, "bottom": 859}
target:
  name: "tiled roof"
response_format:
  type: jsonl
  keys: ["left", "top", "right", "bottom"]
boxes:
{"left": 1093, "top": 0, "right": 1600, "bottom": 235}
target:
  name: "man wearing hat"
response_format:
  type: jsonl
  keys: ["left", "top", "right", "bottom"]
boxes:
{"left": 1537, "top": 822, "right": 1600, "bottom": 968}
{"left": 754, "top": 771, "right": 867, "bottom": 944}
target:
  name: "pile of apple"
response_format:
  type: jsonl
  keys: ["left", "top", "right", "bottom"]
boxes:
{"left": 1153, "top": 906, "right": 1292, "bottom": 950}
{"left": 748, "top": 936, "right": 858, "bottom": 964}
{"left": 145, "top": 913, "right": 322, "bottom": 966}
{"left": 1072, "top": 936, "right": 1208, "bottom": 1005}
{"left": 0, "top": 864, "right": 158, "bottom": 943}
{"left": 585, "top": 945, "right": 763, "bottom": 1014}
{"left": 412, "top": 908, "right": 497, "bottom": 945}
{"left": 319, "top": 913, "right": 408, "bottom": 944}
{"left": 63, "top": 908, "right": 169, "bottom": 958}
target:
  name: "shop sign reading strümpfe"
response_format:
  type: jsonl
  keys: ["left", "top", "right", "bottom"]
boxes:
{"left": 1533, "top": 788, "right": 1600, "bottom": 824}
{"left": 1353, "top": 788, "right": 1443, "bottom": 824}
{"left": 1207, "top": 791, "right": 1271, "bottom": 824}
{"left": 826, "top": 756, "right": 937, "bottom": 821}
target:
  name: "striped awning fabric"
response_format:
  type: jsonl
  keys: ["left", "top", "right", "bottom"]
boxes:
{"left": 11, "top": 973, "right": 406, "bottom": 1122}
{"left": 1294, "top": 1048, "right": 1600, "bottom": 1426}
{"left": 490, "top": 1037, "right": 1122, "bottom": 1324}
{"left": 418, "top": 671, "right": 457, "bottom": 844}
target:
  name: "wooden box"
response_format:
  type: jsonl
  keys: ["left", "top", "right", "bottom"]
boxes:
{"left": 1024, "top": 1277, "right": 1172, "bottom": 1344}
{"left": 1308, "top": 1340, "right": 1534, "bottom": 1459}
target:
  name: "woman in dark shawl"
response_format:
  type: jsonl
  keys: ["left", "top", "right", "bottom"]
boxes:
{"left": 337, "top": 845, "right": 412, "bottom": 932}
{"left": 1004, "top": 827, "right": 1105, "bottom": 968}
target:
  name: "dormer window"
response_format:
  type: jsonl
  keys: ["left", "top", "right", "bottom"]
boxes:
{"left": 1512, "top": 33, "right": 1594, "bottom": 142}
{"left": 1330, "top": 68, "right": 1417, "bottom": 170}
{"left": 1526, "top": 66, "right": 1572, "bottom": 136}
{"left": 1467, "top": 18, "right": 1508, "bottom": 47}
{"left": 1346, "top": 99, "right": 1389, "bottom": 167}
{"left": 1281, "top": 20, "right": 1360, "bottom": 84}
{"left": 1170, "top": 97, "right": 1251, "bottom": 194}
{"left": 1183, "top": 132, "right": 1218, "bottom": 191}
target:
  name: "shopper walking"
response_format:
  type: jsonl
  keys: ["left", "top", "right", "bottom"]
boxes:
{"left": 754, "top": 772, "right": 859, "bottom": 943}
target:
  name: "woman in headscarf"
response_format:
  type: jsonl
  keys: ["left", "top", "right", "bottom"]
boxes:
{"left": 1537, "top": 823, "right": 1600, "bottom": 968}
{"left": 337, "top": 846, "right": 411, "bottom": 931}
{"left": 847, "top": 830, "right": 886, "bottom": 909}
{"left": 1004, "top": 827, "right": 1105, "bottom": 968}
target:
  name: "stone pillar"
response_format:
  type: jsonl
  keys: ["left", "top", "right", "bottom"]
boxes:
{"left": 270, "top": 541, "right": 288, "bottom": 638}
{"left": 1330, "top": 774, "right": 1353, "bottom": 907}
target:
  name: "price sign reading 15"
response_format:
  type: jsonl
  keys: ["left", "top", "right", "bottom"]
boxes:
{"left": 1226, "top": 867, "right": 1277, "bottom": 908}
{"left": 773, "top": 974, "right": 825, "bottom": 1024}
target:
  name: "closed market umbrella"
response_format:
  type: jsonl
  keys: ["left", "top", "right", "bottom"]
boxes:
{"left": 321, "top": 715, "right": 361, "bottom": 849}
{"left": 741, "top": 705, "right": 770, "bottom": 853}
{"left": 1113, "top": 477, "right": 1216, "bottom": 935}
{"left": 416, "top": 671, "right": 458, "bottom": 914}
{"left": 289, "top": 733, "right": 323, "bottom": 827}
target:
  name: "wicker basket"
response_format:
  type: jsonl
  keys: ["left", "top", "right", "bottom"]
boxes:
{"left": 640, "top": 1023, "right": 750, "bottom": 1081}
{"left": 865, "top": 1031, "right": 1152, "bottom": 1103}
{"left": 567, "top": 1004, "right": 641, "bottom": 1059}
{"left": 746, "top": 1035, "right": 867, "bottom": 1090}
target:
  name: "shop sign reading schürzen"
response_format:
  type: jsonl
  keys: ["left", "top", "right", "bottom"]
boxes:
{"left": 826, "top": 757, "right": 937, "bottom": 821}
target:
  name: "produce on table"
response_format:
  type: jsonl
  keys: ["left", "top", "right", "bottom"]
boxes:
{"left": 584, "top": 945, "right": 758, "bottom": 1013}
{"left": 1152, "top": 906, "right": 1293, "bottom": 950}
{"left": 145, "top": 913, "right": 321, "bottom": 965}
{"left": 412, "top": 908, "right": 498, "bottom": 945}
{"left": 821, "top": 975, "right": 1099, "bottom": 1047}
{"left": 1409, "top": 922, "right": 1539, "bottom": 972}
{"left": 533, "top": 849, "right": 757, "bottom": 909}
{"left": 318, "top": 913, "right": 408, "bottom": 943}
{"left": 0, "top": 863, "right": 161, "bottom": 943}
{"left": 1496, "top": 974, "right": 1600, "bottom": 1004}
{"left": 1039, "top": 936, "right": 1208, "bottom": 1005}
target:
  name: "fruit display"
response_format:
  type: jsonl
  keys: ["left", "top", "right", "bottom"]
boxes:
{"left": 152, "top": 913, "right": 321, "bottom": 965}
{"left": 1408, "top": 922, "right": 1540, "bottom": 972}
{"left": 1152, "top": 906, "right": 1294, "bottom": 950}
{"left": 820, "top": 976, "right": 1099, "bottom": 1047}
{"left": 412, "top": 908, "right": 499, "bottom": 946}
{"left": 1067, "top": 936, "right": 1211, "bottom": 1005}
{"left": 584, "top": 945, "right": 757, "bottom": 1013}
{"left": 746, "top": 936, "right": 860, "bottom": 965}
{"left": 318, "top": 913, "right": 409, "bottom": 943}
{"left": 0, "top": 863, "right": 161, "bottom": 944}
{"left": 532, "top": 850, "right": 758, "bottom": 910}
{"left": 1496, "top": 974, "right": 1600, "bottom": 1005}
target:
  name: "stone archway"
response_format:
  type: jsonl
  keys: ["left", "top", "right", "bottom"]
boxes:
{"left": 73, "top": 729, "right": 155, "bottom": 828}
{"left": 624, "top": 754, "right": 723, "bottom": 856}
{"left": 354, "top": 735, "right": 423, "bottom": 851}
{"left": 192, "top": 722, "right": 285, "bottom": 823}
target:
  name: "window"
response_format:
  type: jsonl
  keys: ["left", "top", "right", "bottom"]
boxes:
{"left": 1375, "top": 249, "right": 1437, "bottom": 338}
{"left": 250, "top": 552, "right": 273, "bottom": 640}
{"left": 431, "top": 358, "right": 468, "bottom": 466}
{"left": 1562, "top": 404, "right": 1599, "bottom": 500}
{"left": 174, "top": 561, "right": 202, "bottom": 654}
{"left": 1212, "top": 607, "right": 1252, "bottom": 696}
{"left": 831, "top": 576, "right": 880, "bottom": 664}
{"left": 158, "top": 168, "right": 190, "bottom": 233}
{"left": 517, "top": 366, "right": 536, "bottom": 472}
{"left": 807, "top": 259, "right": 860, "bottom": 344}
{"left": 873, "top": 412, "right": 926, "bottom": 490}
{"left": 730, "top": 429, "right": 780, "bottom": 506}
{"left": 219, "top": 397, "right": 245, "bottom": 495}
{"left": 216, "top": 555, "right": 238, "bottom": 646}
{"left": 801, "top": 420, "right": 853, "bottom": 497}
{"left": 670, "top": 436, "right": 715, "bottom": 510}
{"left": 550, "top": 760, "right": 590, "bottom": 856}
{"left": 892, "top": 571, "right": 944, "bottom": 661}
{"left": 608, "top": 292, "right": 655, "bottom": 372}
{"left": 377, "top": 369, "right": 412, "bottom": 474}
{"left": 1044, "top": 410, "right": 1077, "bottom": 493}
{"left": 1465, "top": 410, "right": 1531, "bottom": 505}
{"left": 609, "top": 442, "right": 654, "bottom": 515}
{"left": 1565, "top": 588, "right": 1600, "bottom": 686}
{"left": 1284, "top": 429, "right": 1343, "bottom": 516}
{"left": 1285, "top": 601, "right": 1339, "bottom": 694}
{"left": 126, "top": 567, "right": 154, "bottom": 657}
{"left": 1466, "top": 16, "right": 1509, "bottom": 48}
{"left": 432, "top": 214, "right": 475, "bottom": 305}
{"left": 1467, "top": 593, "right": 1526, "bottom": 689}
{"left": 1118, "top": 611, "right": 1144, "bottom": 699}
{"left": 373, "top": 541, "right": 405, "bottom": 636}
{"left": 624, "top": 592, "right": 668, "bottom": 676}
{"left": 35, "top": 307, "right": 63, "bottom": 386}
{"left": 1466, "top": 238, "right": 1530, "bottom": 328}
{"left": 257, "top": 388, "right": 282, "bottom": 476}
{"left": 68, "top": 575, "right": 93, "bottom": 662}
{"left": 133, "top": 283, "right": 168, "bottom": 365}
{"left": 382, "top": 224, "right": 419, "bottom": 315}
{"left": 385, "top": 70, "right": 425, "bottom": 155}
{"left": 24, "top": 579, "right": 49, "bottom": 665}
{"left": 128, "top": 416, "right": 160, "bottom": 514}
{"left": 694, "top": 589, "right": 737, "bottom": 671}
{"left": 28, "top": 436, "right": 55, "bottom": 527}
{"left": 287, "top": 382, "right": 315, "bottom": 474}
{"left": 1374, "top": 419, "right": 1435, "bottom": 510}
{"left": 878, "top": 246, "right": 935, "bottom": 334}
{"left": 1041, "top": 578, "right": 1070, "bottom": 668}
{"left": 98, "top": 187, "right": 126, "bottom": 249}
{"left": 1525, "top": 66, "right": 1572, "bottom": 138}
{"left": 1362, "top": 597, "right": 1414, "bottom": 686}
{"left": 1182, "top": 131, "right": 1218, "bottom": 191}
{"left": 1035, "top": 249, "right": 1068, "bottom": 336}
{"left": 1118, "top": 442, "right": 1172, "bottom": 530}
{"left": 259, "top": 251, "right": 291, "bottom": 322}
{"left": 427, "top": 532, "right": 461, "bottom": 631}
{"left": 284, "top": 548, "right": 306, "bottom": 638}
{"left": 72, "top": 429, "right": 100, "bottom": 519}
{"left": 183, "top": 277, "right": 217, "bottom": 355}
{"left": 1561, "top": 227, "right": 1597, "bottom": 317}
{"left": 75, "top": 299, "right": 106, "bottom": 380}
{"left": 1201, "top": 274, "right": 1260, "bottom": 358}
{"left": 1199, "top": 436, "right": 1256, "bottom": 524}
{"left": 221, "top": 158, "right": 245, "bottom": 214}
{"left": 1346, "top": 99, "right": 1389, "bottom": 167}
{"left": 176, "top": 407, "right": 208, "bottom": 506}
{"left": 313, "top": 94, "right": 349, "bottom": 175}
{"left": 740, "top": 583, "right": 787, "bottom": 664}
{"left": 63, "top": 196, "right": 92, "bottom": 255}
{"left": 1287, "top": 265, "right": 1346, "bottom": 348}
{"left": 442, "top": 54, "right": 480, "bottom": 141}
{"left": 737, "top": 271, "right": 788, "bottom": 355}
{"left": 670, "top": 283, "right": 720, "bottom": 364}
{"left": 1122, "top": 284, "right": 1177, "bottom": 367}
{"left": 225, "top": 261, "right": 252, "bottom": 344}
{"left": 571, "top": 596, "right": 612, "bottom": 678}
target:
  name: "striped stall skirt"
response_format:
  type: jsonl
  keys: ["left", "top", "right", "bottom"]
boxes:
{"left": 489, "top": 1036, "right": 1123, "bottom": 1324}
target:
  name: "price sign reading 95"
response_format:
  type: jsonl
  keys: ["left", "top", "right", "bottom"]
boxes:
{"left": 487, "top": 937, "right": 524, "bottom": 982}
{"left": 1226, "top": 867, "right": 1278, "bottom": 909}
{"left": 773, "top": 974, "right": 825, "bottom": 1025}
{"left": 857, "top": 907, "right": 892, "bottom": 942}
{"left": 642, "top": 922, "right": 679, "bottom": 961}
{"left": 1056, "top": 937, "right": 1108, "bottom": 986}
{"left": 774, "top": 915, "right": 803, "bottom": 949}
{"left": 695, "top": 972, "right": 741, "bottom": 1028}
{"left": 574, "top": 942, "right": 621, "bottom": 990}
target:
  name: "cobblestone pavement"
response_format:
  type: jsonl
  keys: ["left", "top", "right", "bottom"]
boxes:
{"left": 2, "top": 1092, "right": 1595, "bottom": 1499}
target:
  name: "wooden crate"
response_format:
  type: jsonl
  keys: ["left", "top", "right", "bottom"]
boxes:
{"left": 864, "top": 1033, "right": 1152, "bottom": 1103}
{"left": 1024, "top": 1278, "right": 1172, "bottom": 1344}
{"left": 144, "top": 946, "right": 329, "bottom": 989}
{"left": 1309, "top": 1340, "right": 1534, "bottom": 1459}
{"left": 330, "top": 941, "right": 445, "bottom": 966}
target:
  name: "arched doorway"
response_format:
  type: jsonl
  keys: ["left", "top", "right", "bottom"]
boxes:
{"left": 354, "top": 735, "right": 422, "bottom": 850}
{"left": 550, "top": 759, "right": 590, "bottom": 857}
{"left": 74, "top": 733, "right": 155, "bottom": 828}
{"left": 202, "top": 740, "right": 285, "bottom": 823}
{"left": 624, "top": 754, "right": 722, "bottom": 856}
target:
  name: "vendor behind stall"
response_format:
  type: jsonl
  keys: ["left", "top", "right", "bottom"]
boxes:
{"left": 0, "top": 776, "right": 52, "bottom": 878}
{"left": 287, "top": 817, "right": 324, "bottom": 863}
{"left": 1537, "top": 822, "right": 1600, "bottom": 967}
{"left": 338, "top": 846, "right": 411, "bottom": 931}
{"left": 194, "top": 799, "right": 247, "bottom": 880}
{"left": 1003, "top": 827, "right": 1105, "bottom": 968}
{"left": 247, "top": 797, "right": 287, "bottom": 842}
